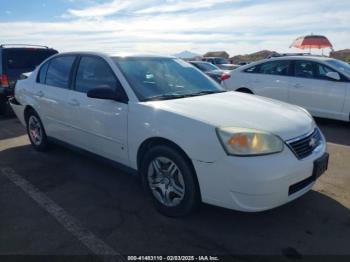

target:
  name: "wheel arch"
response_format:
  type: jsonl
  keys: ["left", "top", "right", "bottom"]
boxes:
{"left": 137, "top": 137, "right": 192, "bottom": 170}
{"left": 24, "top": 105, "right": 36, "bottom": 122}
{"left": 236, "top": 87, "right": 254, "bottom": 94}
{"left": 137, "top": 136, "right": 202, "bottom": 201}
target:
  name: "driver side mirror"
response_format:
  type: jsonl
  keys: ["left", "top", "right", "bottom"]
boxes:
{"left": 87, "top": 85, "right": 127, "bottom": 102}
{"left": 326, "top": 72, "right": 341, "bottom": 81}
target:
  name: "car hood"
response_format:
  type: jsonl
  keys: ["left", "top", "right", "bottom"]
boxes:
{"left": 146, "top": 92, "right": 315, "bottom": 141}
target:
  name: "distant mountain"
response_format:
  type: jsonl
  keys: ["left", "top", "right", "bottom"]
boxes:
{"left": 230, "top": 50, "right": 278, "bottom": 64}
{"left": 330, "top": 49, "right": 350, "bottom": 62}
{"left": 174, "top": 50, "right": 201, "bottom": 59}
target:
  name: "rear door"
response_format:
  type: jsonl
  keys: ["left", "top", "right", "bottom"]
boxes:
{"left": 67, "top": 55, "right": 129, "bottom": 164}
{"left": 34, "top": 55, "right": 77, "bottom": 142}
{"left": 4, "top": 48, "right": 58, "bottom": 88}
{"left": 289, "top": 60, "right": 347, "bottom": 119}
{"left": 244, "top": 60, "right": 291, "bottom": 102}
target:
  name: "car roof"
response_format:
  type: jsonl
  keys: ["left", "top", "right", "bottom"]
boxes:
{"left": 55, "top": 51, "right": 175, "bottom": 59}
{"left": 203, "top": 57, "right": 227, "bottom": 59}
{"left": 0, "top": 44, "right": 56, "bottom": 50}
{"left": 268, "top": 55, "right": 333, "bottom": 62}
{"left": 237, "top": 55, "right": 336, "bottom": 70}
{"left": 189, "top": 61, "right": 211, "bottom": 64}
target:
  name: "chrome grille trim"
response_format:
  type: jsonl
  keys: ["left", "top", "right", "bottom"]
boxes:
{"left": 286, "top": 128, "right": 322, "bottom": 160}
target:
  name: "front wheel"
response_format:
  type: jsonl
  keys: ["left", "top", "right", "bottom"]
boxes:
{"left": 26, "top": 110, "right": 49, "bottom": 151}
{"left": 141, "top": 145, "right": 201, "bottom": 217}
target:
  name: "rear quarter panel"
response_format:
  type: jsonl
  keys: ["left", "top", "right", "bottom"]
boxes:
{"left": 14, "top": 69, "right": 39, "bottom": 115}
{"left": 222, "top": 70, "right": 253, "bottom": 91}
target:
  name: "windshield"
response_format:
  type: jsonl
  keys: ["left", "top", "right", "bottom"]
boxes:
{"left": 215, "top": 58, "right": 230, "bottom": 64}
{"left": 114, "top": 57, "right": 225, "bottom": 101}
{"left": 194, "top": 62, "right": 219, "bottom": 71}
{"left": 326, "top": 59, "right": 350, "bottom": 75}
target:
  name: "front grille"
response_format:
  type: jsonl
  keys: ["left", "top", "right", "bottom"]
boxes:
{"left": 287, "top": 129, "right": 322, "bottom": 160}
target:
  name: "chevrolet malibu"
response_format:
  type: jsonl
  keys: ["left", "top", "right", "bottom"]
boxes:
{"left": 11, "top": 52, "right": 329, "bottom": 217}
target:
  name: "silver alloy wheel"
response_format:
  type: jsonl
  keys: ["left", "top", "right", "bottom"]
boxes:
{"left": 28, "top": 115, "right": 43, "bottom": 146}
{"left": 147, "top": 157, "right": 186, "bottom": 207}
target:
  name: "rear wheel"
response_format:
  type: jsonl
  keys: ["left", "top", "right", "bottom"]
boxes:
{"left": 141, "top": 145, "right": 201, "bottom": 217}
{"left": 0, "top": 96, "right": 7, "bottom": 115}
{"left": 26, "top": 110, "right": 49, "bottom": 151}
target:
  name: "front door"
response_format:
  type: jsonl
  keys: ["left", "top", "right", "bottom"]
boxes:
{"left": 67, "top": 55, "right": 129, "bottom": 165}
{"left": 289, "top": 60, "right": 347, "bottom": 119}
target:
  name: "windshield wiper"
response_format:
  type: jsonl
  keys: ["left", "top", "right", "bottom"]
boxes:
{"left": 146, "top": 94, "right": 188, "bottom": 101}
{"left": 183, "top": 90, "right": 226, "bottom": 97}
{"left": 146, "top": 90, "right": 226, "bottom": 101}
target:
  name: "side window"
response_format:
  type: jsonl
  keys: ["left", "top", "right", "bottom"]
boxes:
{"left": 315, "top": 63, "right": 339, "bottom": 81}
{"left": 75, "top": 56, "right": 120, "bottom": 93}
{"left": 46, "top": 56, "right": 76, "bottom": 89}
{"left": 37, "top": 62, "right": 49, "bottom": 84}
{"left": 256, "top": 61, "right": 290, "bottom": 76}
{"left": 294, "top": 61, "right": 315, "bottom": 79}
{"left": 244, "top": 65, "right": 259, "bottom": 73}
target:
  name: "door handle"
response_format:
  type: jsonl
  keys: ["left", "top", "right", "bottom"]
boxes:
{"left": 68, "top": 99, "right": 80, "bottom": 107}
{"left": 36, "top": 91, "right": 44, "bottom": 97}
{"left": 293, "top": 83, "right": 303, "bottom": 88}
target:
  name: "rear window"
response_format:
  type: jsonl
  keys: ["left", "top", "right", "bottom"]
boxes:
{"left": 5, "top": 49, "right": 58, "bottom": 71}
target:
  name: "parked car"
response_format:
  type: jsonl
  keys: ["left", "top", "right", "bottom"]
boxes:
{"left": 188, "top": 61, "right": 231, "bottom": 83}
{"left": 0, "top": 44, "right": 58, "bottom": 115}
{"left": 202, "top": 57, "right": 239, "bottom": 70}
{"left": 222, "top": 55, "right": 350, "bottom": 122}
{"left": 11, "top": 52, "right": 328, "bottom": 217}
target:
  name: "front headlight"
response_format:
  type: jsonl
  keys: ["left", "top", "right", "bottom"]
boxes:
{"left": 216, "top": 127, "right": 284, "bottom": 156}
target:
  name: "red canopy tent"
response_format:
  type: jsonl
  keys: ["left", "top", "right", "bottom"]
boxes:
{"left": 290, "top": 35, "right": 333, "bottom": 53}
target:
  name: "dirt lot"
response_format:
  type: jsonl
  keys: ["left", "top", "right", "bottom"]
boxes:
{"left": 0, "top": 116, "right": 349, "bottom": 259}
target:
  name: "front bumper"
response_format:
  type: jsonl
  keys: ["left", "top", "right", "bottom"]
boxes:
{"left": 193, "top": 135, "right": 327, "bottom": 212}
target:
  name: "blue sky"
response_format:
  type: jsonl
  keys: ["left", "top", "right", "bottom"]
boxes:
{"left": 1, "top": 0, "right": 349, "bottom": 56}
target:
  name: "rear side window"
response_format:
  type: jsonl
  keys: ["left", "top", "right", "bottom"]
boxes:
{"left": 37, "top": 62, "right": 49, "bottom": 84}
{"left": 46, "top": 56, "right": 75, "bottom": 89}
{"left": 257, "top": 61, "right": 290, "bottom": 76}
{"left": 244, "top": 65, "right": 259, "bottom": 73}
{"left": 244, "top": 61, "right": 290, "bottom": 76}
{"left": 75, "top": 56, "right": 120, "bottom": 93}
{"left": 5, "top": 49, "right": 58, "bottom": 71}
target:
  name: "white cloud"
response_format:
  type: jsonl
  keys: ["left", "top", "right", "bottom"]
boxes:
{"left": 136, "top": 0, "right": 240, "bottom": 14}
{"left": 0, "top": 0, "right": 349, "bottom": 56}
{"left": 66, "top": 0, "right": 143, "bottom": 18}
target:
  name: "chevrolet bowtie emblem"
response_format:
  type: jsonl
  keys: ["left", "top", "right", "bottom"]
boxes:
{"left": 309, "top": 137, "right": 317, "bottom": 147}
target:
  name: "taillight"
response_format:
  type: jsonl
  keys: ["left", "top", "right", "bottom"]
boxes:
{"left": 221, "top": 73, "right": 231, "bottom": 81}
{"left": 0, "top": 74, "right": 9, "bottom": 88}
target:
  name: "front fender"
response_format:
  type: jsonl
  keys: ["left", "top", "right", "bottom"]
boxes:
{"left": 127, "top": 103, "right": 226, "bottom": 169}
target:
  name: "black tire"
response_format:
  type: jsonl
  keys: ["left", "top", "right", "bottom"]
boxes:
{"left": 0, "top": 96, "right": 7, "bottom": 115}
{"left": 25, "top": 109, "right": 49, "bottom": 151}
{"left": 236, "top": 88, "right": 253, "bottom": 94}
{"left": 141, "top": 145, "right": 201, "bottom": 217}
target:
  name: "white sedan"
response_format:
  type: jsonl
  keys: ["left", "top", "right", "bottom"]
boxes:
{"left": 222, "top": 55, "right": 350, "bottom": 122}
{"left": 11, "top": 52, "right": 328, "bottom": 217}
